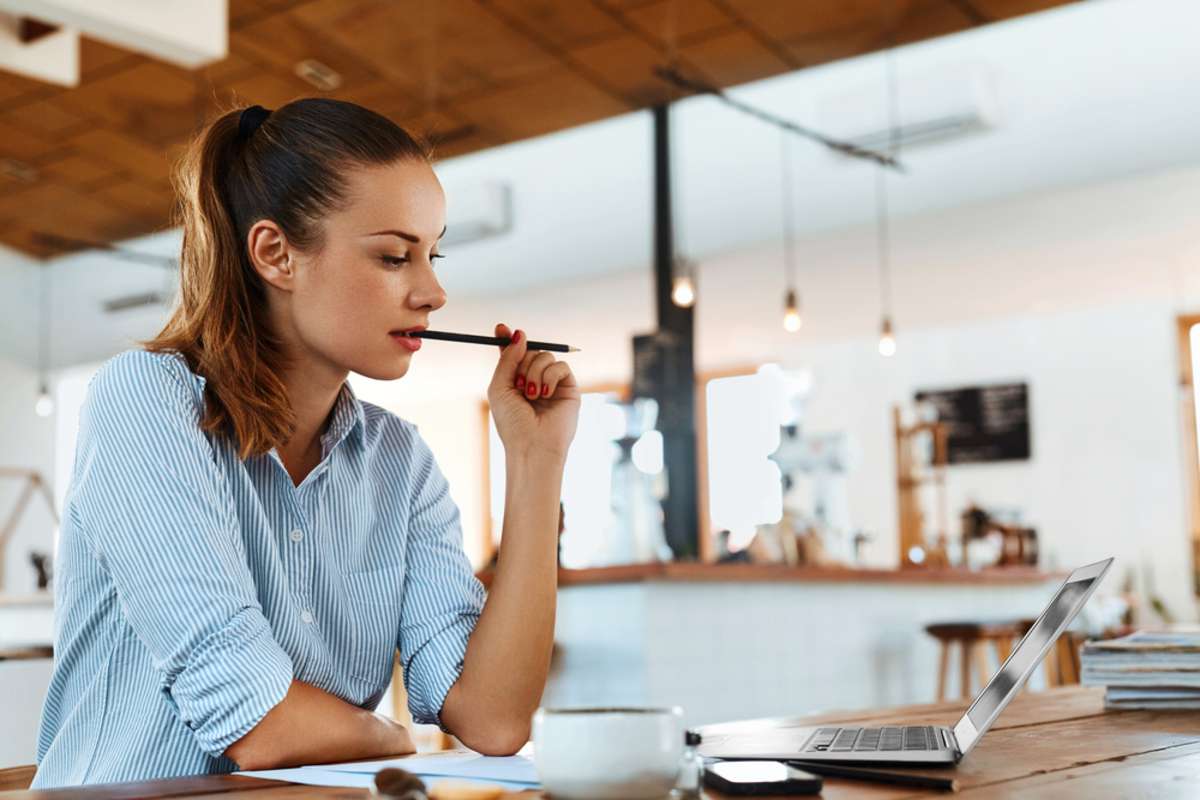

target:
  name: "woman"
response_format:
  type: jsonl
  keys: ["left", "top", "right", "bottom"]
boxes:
{"left": 32, "top": 98, "right": 579, "bottom": 787}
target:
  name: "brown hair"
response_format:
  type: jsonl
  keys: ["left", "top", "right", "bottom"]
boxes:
{"left": 146, "top": 98, "right": 430, "bottom": 459}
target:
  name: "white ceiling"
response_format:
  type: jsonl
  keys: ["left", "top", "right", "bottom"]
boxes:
{"left": 2, "top": 0, "right": 1199, "bottom": 370}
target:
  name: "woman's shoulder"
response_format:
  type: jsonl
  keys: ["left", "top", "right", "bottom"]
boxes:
{"left": 87, "top": 348, "right": 204, "bottom": 414}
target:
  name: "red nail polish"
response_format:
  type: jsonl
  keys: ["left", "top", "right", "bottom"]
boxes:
{"left": 542, "top": 384, "right": 551, "bottom": 397}
{"left": 516, "top": 375, "right": 525, "bottom": 390}
{"left": 528, "top": 382, "right": 538, "bottom": 396}
{"left": 513, "top": 330, "right": 523, "bottom": 344}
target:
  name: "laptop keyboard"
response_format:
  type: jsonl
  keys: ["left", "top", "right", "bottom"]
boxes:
{"left": 805, "top": 726, "right": 942, "bottom": 753}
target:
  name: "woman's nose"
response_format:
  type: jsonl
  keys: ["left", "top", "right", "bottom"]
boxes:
{"left": 411, "top": 265, "right": 447, "bottom": 310}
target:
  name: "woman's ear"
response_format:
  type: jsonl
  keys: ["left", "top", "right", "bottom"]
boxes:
{"left": 246, "top": 219, "right": 296, "bottom": 291}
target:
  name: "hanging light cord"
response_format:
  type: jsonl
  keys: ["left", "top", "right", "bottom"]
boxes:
{"left": 876, "top": 48, "right": 901, "bottom": 320}
{"left": 781, "top": 129, "right": 797, "bottom": 291}
{"left": 38, "top": 265, "right": 50, "bottom": 387}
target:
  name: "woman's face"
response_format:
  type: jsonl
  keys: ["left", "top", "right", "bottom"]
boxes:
{"left": 283, "top": 158, "right": 448, "bottom": 382}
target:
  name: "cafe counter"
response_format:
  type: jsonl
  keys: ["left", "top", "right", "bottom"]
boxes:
{"left": 525, "top": 562, "right": 1063, "bottom": 729}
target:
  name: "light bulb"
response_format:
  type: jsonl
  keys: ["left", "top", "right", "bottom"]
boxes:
{"left": 671, "top": 275, "right": 695, "bottom": 308}
{"left": 878, "top": 316, "right": 896, "bottom": 357}
{"left": 782, "top": 288, "right": 802, "bottom": 333}
{"left": 35, "top": 388, "right": 54, "bottom": 417}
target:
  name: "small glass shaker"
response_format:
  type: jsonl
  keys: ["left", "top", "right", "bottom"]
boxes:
{"left": 675, "top": 730, "right": 703, "bottom": 797}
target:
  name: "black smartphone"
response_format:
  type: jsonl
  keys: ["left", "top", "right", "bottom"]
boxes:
{"left": 704, "top": 760, "right": 823, "bottom": 795}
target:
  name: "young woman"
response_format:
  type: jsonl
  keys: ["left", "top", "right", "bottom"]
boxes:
{"left": 32, "top": 98, "right": 579, "bottom": 788}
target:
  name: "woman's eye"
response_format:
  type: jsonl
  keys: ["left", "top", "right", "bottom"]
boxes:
{"left": 381, "top": 255, "right": 408, "bottom": 267}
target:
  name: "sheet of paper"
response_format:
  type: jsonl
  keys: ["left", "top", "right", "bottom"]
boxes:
{"left": 318, "top": 753, "right": 539, "bottom": 785}
{"left": 237, "top": 768, "right": 376, "bottom": 788}
{"left": 238, "top": 765, "right": 537, "bottom": 792}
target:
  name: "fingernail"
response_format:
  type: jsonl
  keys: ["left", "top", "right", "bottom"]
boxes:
{"left": 513, "top": 330, "right": 523, "bottom": 344}
{"left": 542, "top": 384, "right": 551, "bottom": 397}
{"left": 516, "top": 375, "right": 525, "bottom": 390}
{"left": 527, "top": 382, "right": 538, "bottom": 397}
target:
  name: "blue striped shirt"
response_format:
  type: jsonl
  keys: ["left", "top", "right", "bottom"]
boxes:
{"left": 32, "top": 349, "right": 485, "bottom": 788}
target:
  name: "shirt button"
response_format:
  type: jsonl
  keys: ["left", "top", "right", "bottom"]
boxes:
{"left": 300, "top": 610, "right": 314, "bottom": 625}
{"left": 289, "top": 529, "right": 304, "bottom": 542}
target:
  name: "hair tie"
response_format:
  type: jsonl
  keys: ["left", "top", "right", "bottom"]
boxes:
{"left": 237, "top": 105, "right": 271, "bottom": 142}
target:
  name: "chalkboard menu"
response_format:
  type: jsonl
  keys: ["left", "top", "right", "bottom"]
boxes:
{"left": 914, "top": 382, "right": 1031, "bottom": 464}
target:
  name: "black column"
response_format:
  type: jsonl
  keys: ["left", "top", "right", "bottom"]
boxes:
{"left": 646, "top": 104, "right": 699, "bottom": 560}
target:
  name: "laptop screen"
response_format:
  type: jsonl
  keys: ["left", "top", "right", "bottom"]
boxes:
{"left": 952, "top": 558, "right": 1111, "bottom": 755}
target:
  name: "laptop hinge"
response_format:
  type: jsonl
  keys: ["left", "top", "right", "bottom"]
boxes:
{"left": 944, "top": 728, "right": 960, "bottom": 755}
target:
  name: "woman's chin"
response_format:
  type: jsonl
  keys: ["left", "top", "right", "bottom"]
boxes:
{"left": 355, "top": 357, "right": 411, "bottom": 382}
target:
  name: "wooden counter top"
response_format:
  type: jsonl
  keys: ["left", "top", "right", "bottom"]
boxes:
{"left": 6, "top": 687, "right": 1198, "bottom": 797}
{"left": 476, "top": 562, "right": 1060, "bottom": 588}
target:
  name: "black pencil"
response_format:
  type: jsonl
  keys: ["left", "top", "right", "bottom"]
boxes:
{"left": 404, "top": 329, "right": 579, "bottom": 353}
{"left": 787, "top": 761, "right": 958, "bottom": 792}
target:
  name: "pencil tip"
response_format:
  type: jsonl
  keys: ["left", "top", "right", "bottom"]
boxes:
{"left": 568, "top": 346, "right": 581, "bottom": 352}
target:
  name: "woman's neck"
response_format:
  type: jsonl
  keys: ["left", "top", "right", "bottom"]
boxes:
{"left": 276, "top": 357, "right": 348, "bottom": 487}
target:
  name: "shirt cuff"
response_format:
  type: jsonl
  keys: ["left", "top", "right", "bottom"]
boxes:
{"left": 167, "top": 607, "right": 294, "bottom": 757}
{"left": 403, "top": 613, "right": 480, "bottom": 731}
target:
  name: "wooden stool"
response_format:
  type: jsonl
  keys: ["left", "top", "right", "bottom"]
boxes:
{"left": 926, "top": 620, "right": 1083, "bottom": 701}
{"left": 925, "top": 620, "right": 1032, "bottom": 701}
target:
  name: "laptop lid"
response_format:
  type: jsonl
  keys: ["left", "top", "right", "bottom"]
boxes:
{"left": 951, "top": 557, "right": 1113, "bottom": 757}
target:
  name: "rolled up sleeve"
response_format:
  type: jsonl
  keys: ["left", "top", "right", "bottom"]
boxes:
{"left": 397, "top": 428, "right": 485, "bottom": 727}
{"left": 73, "top": 352, "right": 293, "bottom": 756}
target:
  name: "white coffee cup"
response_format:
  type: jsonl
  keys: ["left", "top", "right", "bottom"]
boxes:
{"left": 532, "top": 706, "right": 684, "bottom": 799}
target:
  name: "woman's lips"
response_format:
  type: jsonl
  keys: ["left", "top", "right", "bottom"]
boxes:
{"left": 389, "top": 332, "right": 422, "bottom": 352}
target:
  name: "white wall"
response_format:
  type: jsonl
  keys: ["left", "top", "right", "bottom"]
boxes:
{"left": 0, "top": 358, "right": 57, "bottom": 594}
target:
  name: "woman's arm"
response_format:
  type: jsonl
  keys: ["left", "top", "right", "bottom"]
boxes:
{"left": 225, "top": 680, "right": 414, "bottom": 770}
{"left": 439, "top": 324, "right": 579, "bottom": 754}
{"left": 439, "top": 451, "right": 564, "bottom": 754}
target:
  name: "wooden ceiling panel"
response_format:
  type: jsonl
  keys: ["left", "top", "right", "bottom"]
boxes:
{"left": 0, "top": 120, "right": 60, "bottom": 164}
{"left": 38, "top": 151, "right": 124, "bottom": 191}
{"left": 0, "top": 69, "right": 48, "bottom": 107}
{"left": 0, "top": 0, "right": 1081, "bottom": 257}
{"left": 66, "top": 129, "right": 174, "bottom": 186}
{"left": 221, "top": 71, "right": 327, "bottom": 110}
{"left": 729, "top": 0, "right": 912, "bottom": 45}
{"left": 199, "top": 50, "right": 262, "bottom": 86}
{"left": 484, "top": 0, "right": 626, "bottom": 49}
{"left": 678, "top": 27, "right": 794, "bottom": 87}
{"left": 889, "top": 0, "right": 980, "bottom": 48}
{"left": 783, "top": 24, "right": 892, "bottom": 68}
{"left": 6, "top": 97, "right": 91, "bottom": 139}
{"left": 78, "top": 37, "right": 137, "bottom": 80}
{"left": 570, "top": 32, "right": 676, "bottom": 107}
{"left": 428, "top": 0, "right": 563, "bottom": 92}
{"left": 967, "top": 0, "right": 1078, "bottom": 20}
{"left": 93, "top": 179, "right": 175, "bottom": 223}
{"left": 0, "top": 182, "right": 139, "bottom": 243}
{"left": 231, "top": 12, "right": 382, "bottom": 87}
{"left": 56, "top": 61, "right": 201, "bottom": 147}
{"left": 453, "top": 67, "right": 630, "bottom": 142}
{"left": 619, "top": 0, "right": 738, "bottom": 47}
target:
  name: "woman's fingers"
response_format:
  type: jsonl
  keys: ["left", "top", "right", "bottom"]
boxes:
{"left": 538, "top": 361, "right": 574, "bottom": 398}
{"left": 488, "top": 324, "right": 525, "bottom": 394}
{"left": 521, "top": 351, "right": 556, "bottom": 399}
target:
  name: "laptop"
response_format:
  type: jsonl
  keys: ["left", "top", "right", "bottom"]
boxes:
{"left": 699, "top": 558, "right": 1113, "bottom": 765}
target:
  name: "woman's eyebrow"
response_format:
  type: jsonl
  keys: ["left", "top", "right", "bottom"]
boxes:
{"left": 365, "top": 225, "right": 447, "bottom": 243}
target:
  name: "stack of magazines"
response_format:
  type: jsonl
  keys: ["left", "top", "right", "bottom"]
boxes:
{"left": 1081, "top": 628, "right": 1200, "bottom": 710}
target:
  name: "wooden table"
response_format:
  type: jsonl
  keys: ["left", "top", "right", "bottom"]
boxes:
{"left": 3, "top": 687, "right": 1198, "bottom": 798}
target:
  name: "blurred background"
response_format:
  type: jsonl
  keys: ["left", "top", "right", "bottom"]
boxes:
{"left": 1, "top": 0, "right": 1198, "bottom": 766}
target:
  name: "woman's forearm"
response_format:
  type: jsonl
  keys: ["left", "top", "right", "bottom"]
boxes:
{"left": 226, "top": 680, "right": 414, "bottom": 770}
{"left": 440, "top": 452, "right": 563, "bottom": 754}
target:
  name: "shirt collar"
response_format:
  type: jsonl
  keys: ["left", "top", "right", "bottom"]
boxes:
{"left": 320, "top": 380, "right": 367, "bottom": 453}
